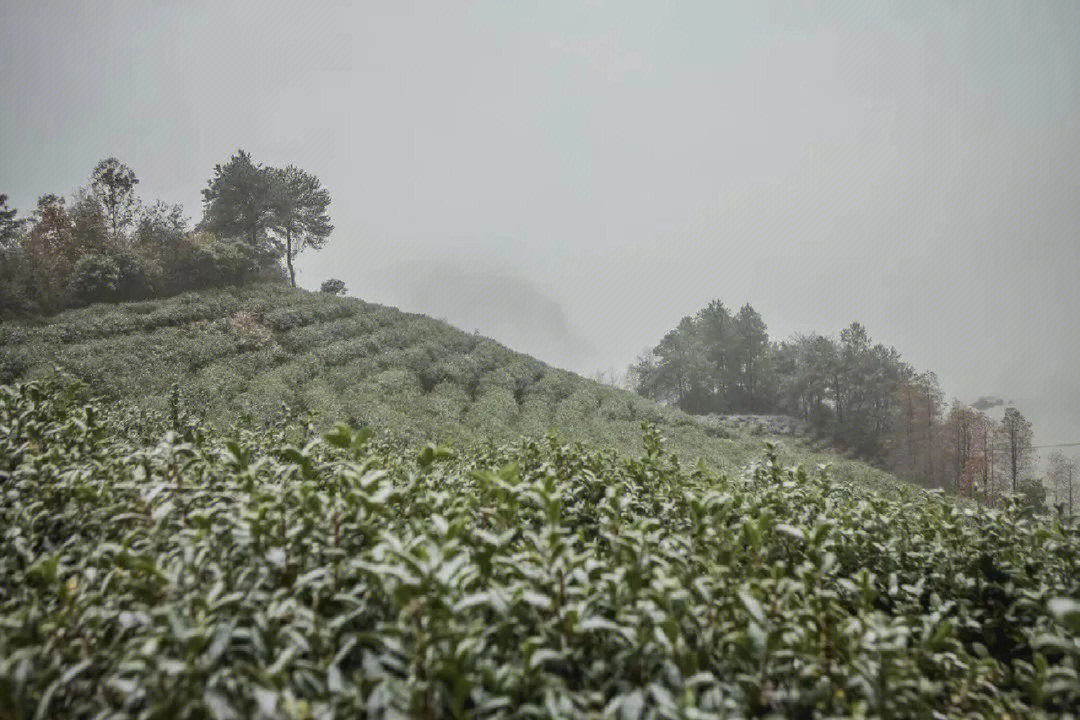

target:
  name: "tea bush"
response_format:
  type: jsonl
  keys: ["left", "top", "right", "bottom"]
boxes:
{"left": 1, "top": 378, "right": 1079, "bottom": 719}
{"left": 0, "top": 284, "right": 884, "bottom": 479}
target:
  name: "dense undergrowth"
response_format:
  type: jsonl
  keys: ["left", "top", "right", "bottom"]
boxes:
{"left": 2, "top": 378, "right": 1079, "bottom": 719}
{"left": 0, "top": 284, "right": 894, "bottom": 484}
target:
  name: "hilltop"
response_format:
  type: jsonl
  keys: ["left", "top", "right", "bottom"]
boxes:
{"left": 0, "top": 282, "right": 893, "bottom": 486}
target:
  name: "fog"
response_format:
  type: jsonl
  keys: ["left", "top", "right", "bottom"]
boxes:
{"left": 3, "top": 1, "right": 1078, "bottom": 451}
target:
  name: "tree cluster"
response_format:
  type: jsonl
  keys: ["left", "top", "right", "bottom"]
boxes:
{"left": 1, "top": 151, "right": 333, "bottom": 317}
{"left": 629, "top": 301, "right": 772, "bottom": 415}
{"left": 631, "top": 300, "right": 1047, "bottom": 506}
{"left": 199, "top": 150, "right": 333, "bottom": 288}
{"left": 892, "top": 393, "right": 1043, "bottom": 506}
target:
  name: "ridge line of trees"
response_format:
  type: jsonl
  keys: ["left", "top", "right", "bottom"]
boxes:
{"left": 631, "top": 300, "right": 1062, "bottom": 510}
{"left": 1, "top": 150, "right": 334, "bottom": 317}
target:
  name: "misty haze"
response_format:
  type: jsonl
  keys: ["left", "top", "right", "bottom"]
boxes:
{"left": 2, "top": 2, "right": 1079, "bottom": 718}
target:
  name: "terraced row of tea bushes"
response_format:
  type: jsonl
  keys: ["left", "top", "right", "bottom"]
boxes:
{"left": 1, "top": 378, "right": 1079, "bottom": 719}
{"left": 1, "top": 284, "right": 883, "bottom": 479}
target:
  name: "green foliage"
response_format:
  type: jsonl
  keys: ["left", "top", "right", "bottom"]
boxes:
{"left": 634, "top": 304, "right": 1014, "bottom": 492}
{"left": 89, "top": 157, "right": 139, "bottom": 241}
{"left": 199, "top": 149, "right": 276, "bottom": 247}
{"left": 320, "top": 278, "right": 346, "bottom": 296}
{"left": 184, "top": 234, "right": 284, "bottom": 289}
{"left": 0, "top": 193, "right": 25, "bottom": 249}
{"left": 1002, "top": 407, "right": 1036, "bottom": 493}
{"left": 69, "top": 194, "right": 111, "bottom": 257}
{"left": 269, "top": 165, "right": 333, "bottom": 287}
{"left": 134, "top": 199, "right": 187, "bottom": 250}
{"left": 0, "top": 245, "right": 39, "bottom": 316}
{"left": 70, "top": 251, "right": 154, "bottom": 305}
{"left": 632, "top": 301, "right": 772, "bottom": 415}
{"left": 70, "top": 253, "right": 122, "bottom": 304}
{"left": 1, "top": 379, "right": 1078, "bottom": 718}
{"left": 1, "top": 157, "right": 291, "bottom": 318}
{"left": 199, "top": 150, "right": 335, "bottom": 287}
{"left": 0, "top": 284, "right": 892, "bottom": 483}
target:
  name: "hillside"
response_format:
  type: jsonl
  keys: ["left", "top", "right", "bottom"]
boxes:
{"left": 3, "top": 284, "right": 1077, "bottom": 717}
{"left": 0, "top": 283, "right": 893, "bottom": 486}
{"left": 2, "top": 378, "right": 1079, "bottom": 718}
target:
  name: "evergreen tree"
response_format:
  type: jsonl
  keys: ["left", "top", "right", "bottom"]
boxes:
{"left": 0, "top": 194, "right": 25, "bottom": 249}
{"left": 268, "top": 166, "right": 333, "bottom": 287}
{"left": 729, "top": 304, "right": 770, "bottom": 411}
{"left": 200, "top": 150, "right": 275, "bottom": 248}
{"left": 1048, "top": 452, "right": 1077, "bottom": 517}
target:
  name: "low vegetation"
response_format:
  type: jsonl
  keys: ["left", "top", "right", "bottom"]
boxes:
{"left": 2, "top": 378, "right": 1078, "bottom": 718}
{"left": 3, "top": 188, "right": 1070, "bottom": 715}
{"left": 0, "top": 283, "right": 894, "bottom": 482}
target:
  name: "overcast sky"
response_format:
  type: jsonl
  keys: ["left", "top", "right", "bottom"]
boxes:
{"left": 3, "top": 1, "right": 1079, "bottom": 451}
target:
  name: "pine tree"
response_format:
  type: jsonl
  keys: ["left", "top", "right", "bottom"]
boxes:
{"left": 0, "top": 194, "right": 25, "bottom": 249}
{"left": 200, "top": 150, "right": 275, "bottom": 248}
{"left": 268, "top": 166, "right": 333, "bottom": 287}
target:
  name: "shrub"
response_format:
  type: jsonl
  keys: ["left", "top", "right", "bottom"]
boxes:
{"left": 110, "top": 249, "right": 154, "bottom": 301}
{"left": 264, "top": 307, "right": 308, "bottom": 333}
{"left": 165, "top": 233, "right": 284, "bottom": 294}
{"left": 320, "top": 278, "right": 346, "bottom": 295}
{"left": 201, "top": 236, "right": 274, "bottom": 286}
{"left": 0, "top": 248, "right": 41, "bottom": 316}
{"left": 2, "top": 382, "right": 1079, "bottom": 718}
{"left": 66, "top": 250, "right": 154, "bottom": 308}
{"left": 0, "top": 352, "right": 27, "bottom": 384}
{"left": 70, "top": 253, "right": 122, "bottom": 305}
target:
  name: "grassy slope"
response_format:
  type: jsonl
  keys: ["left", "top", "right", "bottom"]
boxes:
{"left": 0, "top": 282, "right": 897, "bottom": 488}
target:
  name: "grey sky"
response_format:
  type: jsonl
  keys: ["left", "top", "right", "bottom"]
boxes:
{"left": 2, "top": 1, "right": 1079, "bottom": 450}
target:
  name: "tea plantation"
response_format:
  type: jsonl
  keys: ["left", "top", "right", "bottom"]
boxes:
{"left": 2, "top": 378, "right": 1079, "bottom": 718}
{"left": 0, "top": 283, "right": 896, "bottom": 486}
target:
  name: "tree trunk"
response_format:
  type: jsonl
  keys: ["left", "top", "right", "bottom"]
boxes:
{"left": 1069, "top": 465, "right": 1074, "bottom": 517}
{"left": 1009, "top": 427, "right": 1018, "bottom": 494}
{"left": 981, "top": 430, "right": 989, "bottom": 505}
{"left": 925, "top": 385, "right": 934, "bottom": 487}
{"left": 989, "top": 438, "right": 995, "bottom": 502}
{"left": 286, "top": 228, "right": 296, "bottom": 288}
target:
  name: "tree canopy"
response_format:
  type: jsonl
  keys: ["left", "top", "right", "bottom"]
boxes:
{"left": 2, "top": 151, "right": 334, "bottom": 316}
{"left": 630, "top": 301, "right": 773, "bottom": 415}
{"left": 89, "top": 157, "right": 139, "bottom": 242}
{"left": 268, "top": 165, "right": 333, "bottom": 287}
{"left": 199, "top": 149, "right": 276, "bottom": 247}
{"left": 631, "top": 300, "right": 1047, "bottom": 506}
{"left": 0, "top": 155, "right": 299, "bottom": 316}
{"left": 199, "top": 151, "right": 334, "bottom": 287}
{"left": 0, "top": 194, "right": 25, "bottom": 249}
{"left": 1002, "top": 407, "right": 1035, "bottom": 494}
